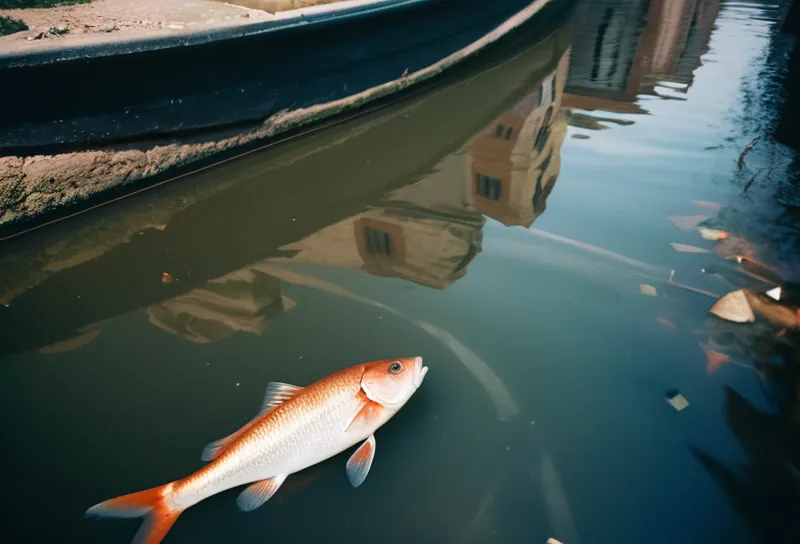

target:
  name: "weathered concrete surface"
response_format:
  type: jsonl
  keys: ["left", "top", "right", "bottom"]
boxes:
{"left": 0, "top": 0, "right": 554, "bottom": 232}
{"left": 0, "top": 124, "right": 273, "bottom": 226}
{"left": 0, "top": 0, "right": 355, "bottom": 52}
{"left": 0, "top": 0, "right": 381, "bottom": 58}
{"left": 0, "top": 0, "right": 276, "bottom": 52}
{"left": 214, "top": 0, "right": 345, "bottom": 11}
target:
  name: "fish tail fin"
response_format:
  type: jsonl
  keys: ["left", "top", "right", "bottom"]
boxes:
{"left": 85, "top": 482, "right": 184, "bottom": 544}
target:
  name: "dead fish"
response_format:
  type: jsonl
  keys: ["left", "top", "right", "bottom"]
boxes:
{"left": 86, "top": 357, "right": 428, "bottom": 544}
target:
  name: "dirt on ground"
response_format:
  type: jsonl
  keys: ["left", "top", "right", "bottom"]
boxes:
{"left": 0, "top": 0, "right": 353, "bottom": 51}
{"left": 0, "top": 0, "right": 270, "bottom": 45}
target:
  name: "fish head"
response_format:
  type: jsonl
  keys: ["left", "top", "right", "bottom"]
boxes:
{"left": 361, "top": 356, "right": 428, "bottom": 409}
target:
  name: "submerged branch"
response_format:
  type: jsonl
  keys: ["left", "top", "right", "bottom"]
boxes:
{"left": 738, "top": 136, "right": 760, "bottom": 170}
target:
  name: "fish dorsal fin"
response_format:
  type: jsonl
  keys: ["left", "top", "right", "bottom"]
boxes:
{"left": 201, "top": 381, "right": 303, "bottom": 462}
{"left": 236, "top": 474, "right": 288, "bottom": 511}
{"left": 262, "top": 382, "right": 303, "bottom": 412}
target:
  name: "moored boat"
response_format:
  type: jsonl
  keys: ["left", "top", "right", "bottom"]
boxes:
{"left": 0, "top": 0, "right": 573, "bottom": 233}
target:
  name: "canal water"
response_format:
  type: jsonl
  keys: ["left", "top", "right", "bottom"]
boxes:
{"left": 1, "top": 1, "right": 799, "bottom": 543}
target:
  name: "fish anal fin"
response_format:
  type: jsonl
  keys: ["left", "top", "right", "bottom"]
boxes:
{"left": 344, "top": 399, "right": 383, "bottom": 435}
{"left": 201, "top": 381, "right": 303, "bottom": 461}
{"left": 346, "top": 435, "right": 376, "bottom": 487}
{"left": 236, "top": 474, "right": 288, "bottom": 512}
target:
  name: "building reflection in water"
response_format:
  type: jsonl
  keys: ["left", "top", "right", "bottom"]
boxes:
{"left": 145, "top": 48, "right": 573, "bottom": 343}
{"left": 147, "top": 270, "right": 295, "bottom": 344}
{"left": 469, "top": 50, "right": 570, "bottom": 228}
{"left": 270, "top": 50, "right": 571, "bottom": 288}
{"left": 563, "top": 0, "right": 720, "bottom": 127}
{"left": 270, "top": 164, "right": 485, "bottom": 290}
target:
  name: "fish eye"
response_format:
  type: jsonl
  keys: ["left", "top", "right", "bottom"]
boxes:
{"left": 389, "top": 361, "right": 403, "bottom": 374}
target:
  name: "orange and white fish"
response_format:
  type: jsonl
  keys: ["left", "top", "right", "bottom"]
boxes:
{"left": 86, "top": 357, "right": 428, "bottom": 544}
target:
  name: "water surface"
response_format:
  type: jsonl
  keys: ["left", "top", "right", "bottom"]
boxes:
{"left": 2, "top": 1, "right": 800, "bottom": 543}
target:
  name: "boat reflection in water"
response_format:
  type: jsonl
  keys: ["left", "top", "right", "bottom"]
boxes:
{"left": 145, "top": 50, "right": 571, "bottom": 346}
{"left": 0, "top": 14, "right": 574, "bottom": 359}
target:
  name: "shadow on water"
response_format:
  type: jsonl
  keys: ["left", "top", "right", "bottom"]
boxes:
{"left": 3, "top": 1, "right": 800, "bottom": 543}
{"left": 682, "top": 2, "right": 800, "bottom": 540}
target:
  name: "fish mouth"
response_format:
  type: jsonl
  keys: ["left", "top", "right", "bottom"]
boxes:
{"left": 413, "top": 356, "right": 428, "bottom": 388}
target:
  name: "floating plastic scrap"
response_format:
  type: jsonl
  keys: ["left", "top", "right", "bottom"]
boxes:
{"left": 640, "top": 284, "right": 657, "bottom": 296}
{"left": 766, "top": 287, "right": 782, "bottom": 301}
{"left": 704, "top": 350, "right": 730, "bottom": 373}
{"left": 713, "top": 235, "right": 754, "bottom": 261}
{"left": 709, "top": 289, "right": 755, "bottom": 323}
{"left": 698, "top": 227, "right": 728, "bottom": 241}
{"left": 668, "top": 215, "right": 708, "bottom": 231}
{"left": 547, "top": 539, "right": 565, "bottom": 544}
{"left": 691, "top": 200, "right": 722, "bottom": 211}
{"left": 656, "top": 317, "right": 677, "bottom": 328}
{"left": 665, "top": 389, "right": 689, "bottom": 411}
{"left": 670, "top": 243, "right": 712, "bottom": 254}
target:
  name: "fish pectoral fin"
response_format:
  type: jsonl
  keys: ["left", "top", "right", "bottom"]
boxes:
{"left": 236, "top": 474, "right": 288, "bottom": 512}
{"left": 346, "top": 435, "right": 376, "bottom": 488}
{"left": 344, "top": 399, "right": 383, "bottom": 435}
{"left": 262, "top": 382, "right": 303, "bottom": 411}
{"left": 201, "top": 382, "right": 303, "bottom": 462}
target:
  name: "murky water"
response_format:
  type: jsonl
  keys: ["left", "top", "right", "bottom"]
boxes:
{"left": 2, "top": 1, "right": 800, "bottom": 543}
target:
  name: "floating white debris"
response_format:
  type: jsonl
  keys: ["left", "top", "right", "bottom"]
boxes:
{"left": 656, "top": 317, "right": 676, "bottom": 328}
{"left": 691, "top": 200, "right": 722, "bottom": 211}
{"left": 766, "top": 287, "right": 782, "bottom": 301}
{"left": 640, "top": 284, "right": 658, "bottom": 296}
{"left": 698, "top": 227, "right": 728, "bottom": 241}
{"left": 668, "top": 215, "right": 708, "bottom": 231}
{"left": 670, "top": 242, "right": 712, "bottom": 254}
{"left": 547, "top": 539, "right": 566, "bottom": 544}
{"left": 710, "top": 289, "right": 755, "bottom": 323}
{"left": 666, "top": 390, "right": 689, "bottom": 411}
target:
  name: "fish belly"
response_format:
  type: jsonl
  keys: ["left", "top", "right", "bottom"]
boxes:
{"left": 175, "top": 394, "right": 373, "bottom": 508}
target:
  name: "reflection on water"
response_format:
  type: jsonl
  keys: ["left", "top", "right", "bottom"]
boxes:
{"left": 565, "top": 0, "right": 720, "bottom": 122}
{"left": 2, "top": 1, "right": 800, "bottom": 543}
{"left": 147, "top": 271, "right": 295, "bottom": 344}
{"left": 0, "top": 19, "right": 575, "bottom": 354}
